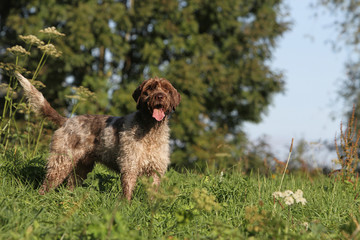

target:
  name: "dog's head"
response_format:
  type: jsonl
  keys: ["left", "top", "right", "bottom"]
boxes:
{"left": 132, "top": 77, "right": 181, "bottom": 121}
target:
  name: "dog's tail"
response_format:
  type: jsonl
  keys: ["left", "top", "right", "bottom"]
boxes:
{"left": 15, "top": 72, "right": 66, "bottom": 126}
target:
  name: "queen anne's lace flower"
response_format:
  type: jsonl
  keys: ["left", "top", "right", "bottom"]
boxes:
{"left": 295, "top": 197, "right": 307, "bottom": 205}
{"left": 38, "top": 44, "right": 62, "bottom": 57}
{"left": 272, "top": 191, "right": 284, "bottom": 199}
{"left": 284, "top": 196, "right": 294, "bottom": 205}
{"left": 65, "top": 86, "right": 95, "bottom": 102}
{"left": 7, "top": 45, "right": 30, "bottom": 56}
{"left": 19, "top": 35, "right": 44, "bottom": 46}
{"left": 293, "top": 189, "right": 303, "bottom": 198}
{"left": 39, "top": 26, "right": 65, "bottom": 37}
{"left": 283, "top": 190, "right": 294, "bottom": 197}
{"left": 272, "top": 189, "right": 307, "bottom": 206}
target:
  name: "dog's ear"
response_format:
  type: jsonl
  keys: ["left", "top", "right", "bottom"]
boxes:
{"left": 132, "top": 80, "right": 148, "bottom": 104}
{"left": 170, "top": 88, "right": 181, "bottom": 111}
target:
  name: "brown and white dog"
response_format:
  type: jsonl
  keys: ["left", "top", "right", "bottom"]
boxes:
{"left": 15, "top": 72, "right": 180, "bottom": 200}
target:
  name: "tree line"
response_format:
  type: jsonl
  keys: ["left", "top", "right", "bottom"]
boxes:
{"left": 0, "top": 0, "right": 290, "bottom": 170}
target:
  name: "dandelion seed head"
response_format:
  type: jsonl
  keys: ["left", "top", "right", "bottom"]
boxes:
{"left": 7, "top": 45, "right": 30, "bottom": 56}
{"left": 19, "top": 35, "right": 44, "bottom": 46}
{"left": 39, "top": 26, "right": 65, "bottom": 37}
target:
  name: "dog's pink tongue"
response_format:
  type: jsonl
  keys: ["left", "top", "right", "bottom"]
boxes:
{"left": 153, "top": 109, "right": 165, "bottom": 121}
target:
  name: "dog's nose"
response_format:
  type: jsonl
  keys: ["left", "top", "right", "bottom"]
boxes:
{"left": 155, "top": 93, "right": 165, "bottom": 100}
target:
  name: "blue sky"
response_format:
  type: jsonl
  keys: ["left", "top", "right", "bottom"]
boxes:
{"left": 244, "top": 0, "right": 349, "bottom": 166}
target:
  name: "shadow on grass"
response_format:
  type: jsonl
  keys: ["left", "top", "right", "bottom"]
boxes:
{"left": 0, "top": 149, "right": 121, "bottom": 193}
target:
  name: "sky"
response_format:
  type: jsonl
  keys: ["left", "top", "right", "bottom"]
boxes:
{"left": 244, "top": 0, "right": 349, "bottom": 167}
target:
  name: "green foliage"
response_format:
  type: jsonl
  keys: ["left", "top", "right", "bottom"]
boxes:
{"left": 0, "top": 148, "right": 46, "bottom": 186}
{"left": 0, "top": 0, "right": 290, "bottom": 168}
{"left": 86, "top": 209, "right": 142, "bottom": 239}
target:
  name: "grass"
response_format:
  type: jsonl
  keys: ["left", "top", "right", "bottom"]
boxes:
{"left": 0, "top": 150, "right": 360, "bottom": 239}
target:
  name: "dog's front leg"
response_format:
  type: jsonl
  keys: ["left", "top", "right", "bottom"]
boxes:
{"left": 121, "top": 172, "right": 138, "bottom": 201}
{"left": 151, "top": 171, "right": 162, "bottom": 188}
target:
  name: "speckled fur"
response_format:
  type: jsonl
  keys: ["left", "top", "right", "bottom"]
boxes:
{"left": 15, "top": 72, "right": 180, "bottom": 200}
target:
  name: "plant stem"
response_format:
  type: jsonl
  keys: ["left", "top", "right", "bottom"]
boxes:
{"left": 32, "top": 119, "right": 45, "bottom": 157}
{"left": 279, "top": 138, "right": 294, "bottom": 191}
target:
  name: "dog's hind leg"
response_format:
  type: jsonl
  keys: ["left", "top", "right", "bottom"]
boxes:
{"left": 39, "top": 153, "right": 79, "bottom": 195}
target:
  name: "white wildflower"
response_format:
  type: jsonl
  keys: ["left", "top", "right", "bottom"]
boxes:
{"left": 273, "top": 189, "right": 306, "bottom": 206}
{"left": 293, "top": 189, "right": 303, "bottom": 198}
{"left": 39, "top": 26, "right": 65, "bottom": 37}
{"left": 283, "top": 190, "right": 294, "bottom": 197}
{"left": 293, "top": 189, "right": 306, "bottom": 205}
{"left": 295, "top": 197, "right": 307, "bottom": 205}
{"left": 219, "top": 171, "right": 224, "bottom": 182}
{"left": 302, "top": 222, "right": 309, "bottom": 231}
{"left": 19, "top": 35, "right": 44, "bottom": 46}
{"left": 272, "top": 191, "right": 284, "bottom": 199}
{"left": 0, "top": 83, "right": 17, "bottom": 97}
{"left": 284, "top": 196, "right": 294, "bottom": 206}
{"left": 7, "top": 45, "right": 30, "bottom": 56}
{"left": 38, "top": 43, "right": 62, "bottom": 57}
{"left": 65, "top": 86, "right": 95, "bottom": 102}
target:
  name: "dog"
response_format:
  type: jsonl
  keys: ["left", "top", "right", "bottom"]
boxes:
{"left": 15, "top": 72, "right": 180, "bottom": 200}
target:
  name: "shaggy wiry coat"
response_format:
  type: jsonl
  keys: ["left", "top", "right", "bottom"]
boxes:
{"left": 15, "top": 72, "right": 181, "bottom": 200}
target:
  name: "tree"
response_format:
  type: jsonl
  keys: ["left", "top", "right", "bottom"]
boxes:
{"left": 0, "top": 0, "right": 290, "bottom": 169}
{"left": 316, "top": 1, "right": 360, "bottom": 120}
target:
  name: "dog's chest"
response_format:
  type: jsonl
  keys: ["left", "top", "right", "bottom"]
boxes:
{"left": 98, "top": 114, "right": 171, "bottom": 174}
{"left": 118, "top": 124, "right": 170, "bottom": 172}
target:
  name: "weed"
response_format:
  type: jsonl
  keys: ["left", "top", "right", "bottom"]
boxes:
{"left": 0, "top": 28, "right": 65, "bottom": 156}
{"left": 65, "top": 86, "right": 97, "bottom": 116}
{"left": 334, "top": 105, "right": 360, "bottom": 182}
{"left": 278, "top": 138, "right": 294, "bottom": 191}
{"left": 0, "top": 28, "right": 95, "bottom": 158}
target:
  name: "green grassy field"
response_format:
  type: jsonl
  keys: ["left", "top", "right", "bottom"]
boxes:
{"left": 0, "top": 150, "right": 359, "bottom": 240}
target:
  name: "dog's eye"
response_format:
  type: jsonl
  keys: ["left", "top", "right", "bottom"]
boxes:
{"left": 161, "top": 86, "right": 171, "bottom": 93}
{"left": 146, "top": 85, "right": 155, "bottom": 91}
